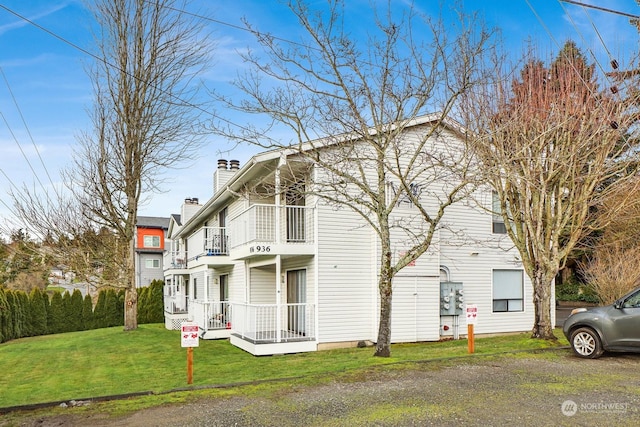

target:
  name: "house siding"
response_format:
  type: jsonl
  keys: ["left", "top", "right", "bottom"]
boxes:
{"left": 316, "top": 202, "right": 375, "bottom": 343}
{"left": 163, "top": 115, "right": 541, "bottom": 355}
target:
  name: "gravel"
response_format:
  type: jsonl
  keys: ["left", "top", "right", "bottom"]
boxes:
{"left": 8, "top": 350, "right": 640, "bottom": 426}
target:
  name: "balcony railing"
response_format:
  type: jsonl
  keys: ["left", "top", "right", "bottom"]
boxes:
{"left": 165, "top": 251, "right": 187, "bottom": 269}
{"left": 191, "top": 300, "right": 232, "bottom": 331}
{"left": 164, "top": 294, "right": 188, "bottom": 314}
{"left": 229, "top": 204, "right": 314, "bottom": 249}
{"left": 231, "top": 302, "right": 315, "bottom": 343}
{"left": 203, "top": 227, "right": 229, "bottom": 256}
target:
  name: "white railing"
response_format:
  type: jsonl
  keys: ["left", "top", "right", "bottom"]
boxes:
{"left": 231, "top": 303, "right": 315, "bottom": 343}
{"left": 229, "top": 204, "right": 314, "bottom": 248}
{"left": 205, "top": 301, "right": 232, "bottom": 330}
{"left": 165, "top": 251, "right": 187, "bottom": 269}
{"left": 164, "top": 294, "right": 188, "bottom": 314}
{"left": 202, "top": 227, "right": 229, "bottom": 255}
{"left": 190, "top": 300, "right": 232, "bottom": 331}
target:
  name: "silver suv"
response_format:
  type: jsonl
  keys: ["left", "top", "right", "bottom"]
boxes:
{"left": 563, "top": 287, "right": 640, "bottom": 358}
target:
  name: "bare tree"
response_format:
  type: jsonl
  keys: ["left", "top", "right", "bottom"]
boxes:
{"left": 466, "top": 41, "right": 635, "bottom": 339}
{"left": 73, "top": 0, "right": 213, "bottom": 330}
{"left": 211, "top": 1, "right": 497, "bottom": 357}
{"left": 578, "top": 177, "right": 640, "bottom": 303}
{"left": 580, "top": 243, "right": 640, "bottom": 304}
{"left": 11, "top": 0, "right": 212, "bottom": 330}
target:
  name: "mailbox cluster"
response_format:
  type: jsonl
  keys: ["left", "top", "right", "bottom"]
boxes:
{"left": 440, "top": 282, "right": 464, "bottom": 316}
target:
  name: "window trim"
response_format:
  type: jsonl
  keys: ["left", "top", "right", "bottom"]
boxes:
{"left": 143, "top": 235, "right": 161, "bottom": 248}
{"left": 492, "top": 269, "right": 524, "bottom": 313}
{"left": 492, "top": 191, "right": 507, "bottom": 234}
{"left": 144, "top": 258, "right": 160, "bottom": 269}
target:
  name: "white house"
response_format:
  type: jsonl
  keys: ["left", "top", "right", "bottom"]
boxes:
{"left": 163, "top": 114, "right": 544, "bottom": 356}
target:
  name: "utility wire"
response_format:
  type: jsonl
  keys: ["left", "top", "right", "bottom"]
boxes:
{"left": 0, "top": 4, "right": 252, "bottom": 139}
{"left": 0, "top": 66, "right": 62, "bottom": 200}
{"left": 559, "top": 0, "right": 640, "bottom": 19}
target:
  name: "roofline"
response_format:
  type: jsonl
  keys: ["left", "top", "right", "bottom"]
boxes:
{"left": 176, "top": 112, "right": 465, "bottom": 237}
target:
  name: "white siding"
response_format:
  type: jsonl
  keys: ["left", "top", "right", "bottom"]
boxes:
{"left": 437, "top": 189, "right": 535, "bottom": 334}
{"left": 316, "top": 202, "right": 376, "bottom": 343}
{"left": 249, "top": 265, "right": 276, "bottom": 304}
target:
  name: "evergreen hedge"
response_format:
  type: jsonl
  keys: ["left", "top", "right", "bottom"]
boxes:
{"left": 0, "top": 280, "right": 165, "bottom": 344}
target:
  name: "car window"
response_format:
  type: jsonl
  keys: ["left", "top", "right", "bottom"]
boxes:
{"left": 622, "top": 291, "right": 640, "bottom": 308}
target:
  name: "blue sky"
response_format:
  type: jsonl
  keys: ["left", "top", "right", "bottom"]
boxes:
{"left": 0, "top": 0, "right": 637, "bottom": 226}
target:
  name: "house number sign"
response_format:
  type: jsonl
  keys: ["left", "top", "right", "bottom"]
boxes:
{"left": 250, "top": 245, "right": 271, "bottom": 253}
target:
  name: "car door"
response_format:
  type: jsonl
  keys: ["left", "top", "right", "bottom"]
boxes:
{"left": 606, "top": 289, "right": 640, "bottom": 348}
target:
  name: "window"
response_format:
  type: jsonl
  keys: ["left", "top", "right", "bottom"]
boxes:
{"left": 492, "top": 191, "right": 507, "bottom": 234}
{"left": 143, "top": 235, "right": 161, "bottom": 248}
{"left": 193, "top": 278, "right": 198, "bottom": 300}
{"left": 145, "top": 259, "right": 160, "bottom": 268}
{"left": 493, "top": 269, "right": 524, "bottom": 312}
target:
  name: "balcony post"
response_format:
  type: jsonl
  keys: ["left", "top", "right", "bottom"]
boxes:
{"left": 276, "top": 254, "right": 282, "bottom": 343}
{"left": 275, "top": 165, "right": 281, "bottom": 244}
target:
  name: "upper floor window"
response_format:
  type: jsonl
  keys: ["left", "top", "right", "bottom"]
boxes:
{"left": 492, "top": 191, "right": 507, "bottom": 234}
{"left": 143, "top": 235, "right": 161, "bottom": 248}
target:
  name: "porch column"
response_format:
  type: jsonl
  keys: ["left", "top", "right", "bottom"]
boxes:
{"left": 275, "top": 163, "right": 281, "bottom": 244}
{"left": 276, "top": 254, "right": 282, "bottom": 342}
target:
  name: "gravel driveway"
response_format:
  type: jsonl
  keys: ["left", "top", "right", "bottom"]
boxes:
{"left": 10, "top": 349, "right": 640, "bottom": 426}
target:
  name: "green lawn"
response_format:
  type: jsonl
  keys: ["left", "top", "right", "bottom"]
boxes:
{"left": 0, "top": 324, "right": 568, "bottom": 408}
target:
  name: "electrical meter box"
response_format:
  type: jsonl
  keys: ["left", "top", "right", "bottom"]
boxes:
{"left": 440, "top": 282, "right": 464, "bottom": 316}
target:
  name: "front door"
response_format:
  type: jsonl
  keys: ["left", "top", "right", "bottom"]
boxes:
{"left": 287, "top": 269, "right": 306, "bottom": 335}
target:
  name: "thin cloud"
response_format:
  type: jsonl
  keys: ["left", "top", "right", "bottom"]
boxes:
{"left": 0, "top": 2, "right": 70, "bottom": 36}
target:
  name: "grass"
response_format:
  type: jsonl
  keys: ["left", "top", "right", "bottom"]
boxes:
{"left": 0, "top": 324, "right": 568, "bottom": 409}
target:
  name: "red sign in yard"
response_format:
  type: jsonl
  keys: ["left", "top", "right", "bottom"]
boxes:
{"left": 466, "top": 304, "right": 478, "bottom": 325}
{"left": 181, "top": 322, "right": 200, "bottom": 348}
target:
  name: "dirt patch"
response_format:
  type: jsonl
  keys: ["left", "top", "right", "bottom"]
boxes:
{"left": 7, "top": 350, "right": 640, "bottom": 426}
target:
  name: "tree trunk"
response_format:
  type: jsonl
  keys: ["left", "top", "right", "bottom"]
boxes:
{"left": 374, "top": 280, "right": 392, "bottom": 357}
{"left": 531, "top": 270, "right": 555, "bottom": 339}
{"left": 123, "top": 237, "right": 137, "bottom": 331}
{"left": 374, "top": 250, "right": 394, "bottom": 357}
{"left": 124, "top": 286, "right": 138, "bottom": 331}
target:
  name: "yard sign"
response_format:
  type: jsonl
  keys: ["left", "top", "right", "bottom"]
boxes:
{"left": 181, "top": 322, "right": 199, "bottom": 348}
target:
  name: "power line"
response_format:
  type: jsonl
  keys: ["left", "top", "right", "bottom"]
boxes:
{"left": 0, "top": 66, "right": 62, "bottom": 200}
{"left": 559, "top": 0, "right": 640, "bottom": 19}
{"left": 0, "top": 3, "right": 254, "bottom": 142}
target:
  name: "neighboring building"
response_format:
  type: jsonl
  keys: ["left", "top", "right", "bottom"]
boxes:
{"left": 163, "top": 115, "right": 546, "bottom": 356}
{"left": 135, "top": 216, "right": 170, "bottom": 288}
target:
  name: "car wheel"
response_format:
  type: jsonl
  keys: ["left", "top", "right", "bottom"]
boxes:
{"left": 570, "top": 327, "right": 604, "bottom": 359}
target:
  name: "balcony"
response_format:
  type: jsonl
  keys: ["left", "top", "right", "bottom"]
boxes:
{"left": 163, "top": 293, "right": 188, "bottom": 330}
{"left": 229, "top": 302, "right": 316, "bottom": 355}
{"left": 164, "top": 251, "right": 187, "bottom": 270}
{"left": 191, "top": 300, "right": 232, "bottom": 339}
{"left": 188, "top": 227, "right": 233, "bottom": 268}
{"left": 229, "top": 204, "right": 315, "bottom": 259}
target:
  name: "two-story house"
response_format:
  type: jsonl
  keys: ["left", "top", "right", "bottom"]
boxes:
{"left": 163, "top": 115, "right": 544, "bottom": 356}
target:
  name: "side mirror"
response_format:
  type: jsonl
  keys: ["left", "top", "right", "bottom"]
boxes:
{"left": 613, "top": 300, "right": 623, "bottom": 309}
